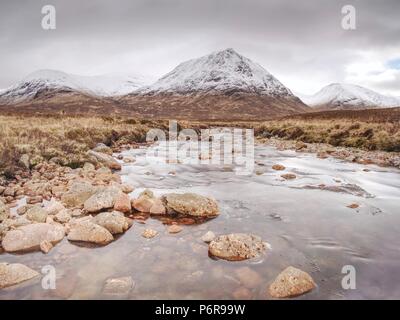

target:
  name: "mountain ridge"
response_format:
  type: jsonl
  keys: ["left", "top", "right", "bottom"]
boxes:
{"left": 299, "top": 83, "right": 400, "bottom": 110}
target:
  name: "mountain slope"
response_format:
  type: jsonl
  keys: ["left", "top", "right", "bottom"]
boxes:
{"left": 121, "top": 48, "right": 309, "bottom": 120}
{"left": 0, "top": 70, "right": 151, "bottom": 104}
{"left": 139, "top": 48, "right": 295, "bottom": 97}
{"left": 300, "top": 83, "right": 400, "bottom": 109}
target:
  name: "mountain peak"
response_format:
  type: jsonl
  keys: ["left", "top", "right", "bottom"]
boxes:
{"left": 300, "top": 83, "right": 400, "bottom": 109}
{"left": 0, "top": 70, "right": 152, "bottom": 104}
{"left": 140, "top": 48, "right": 295, "bottom": 97}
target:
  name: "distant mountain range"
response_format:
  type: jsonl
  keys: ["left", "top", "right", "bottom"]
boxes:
{"left": 0, "top": 48, "right": 399, "bottom": 119}
{"left": 299, "top": 83, "right": 400, "bottom": 110}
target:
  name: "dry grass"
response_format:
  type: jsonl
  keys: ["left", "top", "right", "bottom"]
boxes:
{"left": 254, "top": 119, "right": 400, "bottom": 152}
{"left": 1, "top": 112, "right": 399, "bottom": 178}
{"left": 0, "top": 115, "right": 168, "bottom": 176}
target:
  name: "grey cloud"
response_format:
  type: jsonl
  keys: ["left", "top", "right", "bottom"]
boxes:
{"left": 0, "top": 0, "right": 399, "bottom": 95}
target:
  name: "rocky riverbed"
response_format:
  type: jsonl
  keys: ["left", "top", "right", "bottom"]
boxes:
{"left": 1, "top": 140, "right": 400, "bottom": 299}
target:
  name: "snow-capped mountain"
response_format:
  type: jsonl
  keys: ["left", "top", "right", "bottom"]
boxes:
{"left": 139, "top": 48, "right": 296, "bottom": 98}
{"left": 300, "top": 83, "right": 400, "bottom": 109}
{"left": 0, "top": 69, "right": 151, "bottom": 104}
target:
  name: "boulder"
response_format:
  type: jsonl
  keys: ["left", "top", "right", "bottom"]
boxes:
{"left": 61, "top": 181, "right": 97, "bottom": 208}
{"left": 201, "top": 231, "right": 216, "bottom": 243}
{"left": 67, "top": 220, "right": 113, "bottom": 245}
{"left": 142, "top": 228, "right": 158, "bottom": 239}
{"left": 26, "top": 196, "right": 43, "bottom": 205}
{"left": 2, "top": 223, "right": 65, "bottom": 252}
{"left": 163, "top": 193, "right": 219, "bottom": 217}
{"left": 281, "top": 173, "right": 296, "bottom": 180}
{"left": 149, "top": 199, "right": 166, "bottom": 215}
{"left": 120, "top": 184, "right": 134, "bottom": 194}
{"left": 123, "top": 157, "right": 135, "bottom": 163}
{"left": 45, "top": 199, "right": 65, "bottom": 215}
{"left": 167, "top": 225, "right": 183, "bottom": 234}
{"left": 82, "top": 162, "right": 96, "bottom": 171}
{"left": 54, "top": 209, "right": 72, "bottom": 224}
{"left": 2, "top": 216, "right": 31, "bottom": 229}
{"left": 19, "top": 154, "right": 30, "bottom": 170}
{"left": 269, "top": 266, "right": 316, "bottom": 298}
{"left": 272, "top": 164, "right": 285, "bottom": 171}
{"left": 26, "top": 205, "right": 48, "bottom": 223}
{"left": 208, "top": 233, "right": 267, "bottom": 261}
{"left": 93, "top": 143, "right": 113, "bottom": 155}
{"left": 87, "top": 150, "right": 121, "bottom": 170}
{"left": 0, "top": 263, "right": 39, "bottom": 289}
{"left": 40, "top": 240, "right": 53, "bottom": 254}
{"left": 114, "top": 193, "right": 132, "bottom": 213}
{"left": 132, "top": 190, "right": 166, "bottom": 215}
{"left": 3, "top": 187, "right": 15, "bottom": 197}
{"left": 84, "top": 186, "right": 122, "bottom": 213}
{"left": 0, "top": 199, "right": 9, "bottom": 222}
{"left": 93, "top": 211, "right": 131, "bottom": 235}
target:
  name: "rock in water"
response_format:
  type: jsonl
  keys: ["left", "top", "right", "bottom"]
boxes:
{"left": 87, "top": 150, "right": 121, "bottom": 170}
{"left": 208, "top": 233, "right": 267, "bottom": 261}
{"left": 272, "top": 164, "right": 285, "bottom": 171}
{"left": 281, "top": 173, "right": 296, "bottom": 180}
{"left": 347, "top": 203, "right": 359, "bottom": 209}
{"left": 45, "top": 199, "right": 65, "bottom": 215}
{"left": 269, "top": 266, "right": 316, "bottom": 298}
{"left": 167, "top": 225, "right": 183, "bottom": 234}
{"left": 84, "top": 186, "right": 122, "bottom": 213}
{"left": 2, "top": 223, "right": 65, "bottom": 252}
{"left": 40, "top": 240, "right": 53, "bottom": 254}
{"left": 93, "top": 211, "right": 131, "bottom": 235}
{"left": 142, "top": 228, "right": 158, "bottom": 239}
{"left": 67, "top": 221, "right": 114, "bottom": 245}
{"left": 132, "top": 190, "right": 166, "bottom": 214}
{"left": 201, "top": 231, "right": 216, "bottom": 243}
{"left": 26, "top": 205, "right": 48, "bottom": 223}
{"left": 54, "top": 209, "right": 72, "bottom": 224}
{"left": 163, "top": 193, "right": 219, "bottom": 217}
{"left": 103, "top": 276, "right": 134, "bottom": 296}
{"left": 114, "top": 193, "right": 132, "bottom": 213}
{"left": 0, "top": 263, "right": 39, "bottom": 289}
{"left": 61, "top": 181, "right": 97, "bottom": 208}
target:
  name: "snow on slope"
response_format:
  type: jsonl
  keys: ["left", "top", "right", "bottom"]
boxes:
{"left": 140, "top": 48, "right": 296, "bottom": 98}
{"left": 300, "top": 83, "right": 400, "bottom": 108}
{"left": 0, "top": 69, "right": 151, "bottom": 104}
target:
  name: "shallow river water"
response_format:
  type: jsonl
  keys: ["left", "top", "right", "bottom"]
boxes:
{"left": 1, "top": 142, "right": 400, "bottom": 299}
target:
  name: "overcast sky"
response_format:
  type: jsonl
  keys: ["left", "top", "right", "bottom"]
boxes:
{"left": 0, "top": 0, "right": 399, "bottom": 95}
